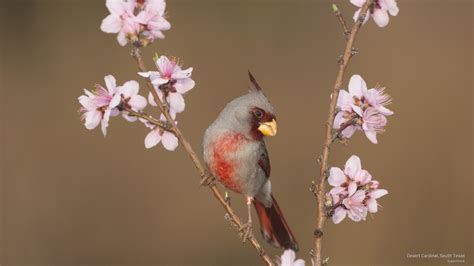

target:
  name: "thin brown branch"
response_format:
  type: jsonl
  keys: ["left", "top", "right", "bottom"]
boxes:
{"left": 312, "top": 1, "right": 374, "bottom": 266}
{"left": 130, "top": 47, "right": 274, "bottom": 266}
{"left": 122, "top": 106, "right": 172, "bottom": 132}
{"left": 332, "top": 4, "right": 350, "bottom": 40}
{"left": 330, "top": 119, "right": 356, "bottom": 143}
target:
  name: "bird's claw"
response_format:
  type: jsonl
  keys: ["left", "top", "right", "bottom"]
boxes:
{"left": 200, "top": 173, "right": 215, "bottom": 186}
{"left": 239, "top": 221, "right": 253, "bottom": 243}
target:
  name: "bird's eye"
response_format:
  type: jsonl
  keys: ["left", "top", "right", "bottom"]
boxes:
{"left": 254, "top": 109, "right": 263, "bottom": 118}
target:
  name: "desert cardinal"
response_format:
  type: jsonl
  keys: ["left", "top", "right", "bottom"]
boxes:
{"left": 203, "top": 72, "right": 298, "bottom": 251}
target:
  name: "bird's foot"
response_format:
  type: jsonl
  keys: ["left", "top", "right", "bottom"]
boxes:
{"left": 239, "top": 221, "right": 253, "bottom": 243}
{"left": 200, "top": 172, "right": 215, "bottom": 186}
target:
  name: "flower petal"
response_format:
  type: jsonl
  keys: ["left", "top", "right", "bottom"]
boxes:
{"left": 104, "top": 75, "right": 117, "bottom": 94}
{"left": 350, "top": 0, "right": 366, "bottom": 7}
{"left": 348, "top": 181, "right": 358, "bottom": 196}
{"left": 333, "top": 112, "right": 346, "bottom": 129}
{"left": 356, "top": 169, "right": 372, "bottom": 185}
{"left": 100, "top": 14, "right": 122, "bottom": 33}
{"left": 174, "top": 78, "right": 195, "bottom": 94}
{"left": 84, "top": 110, "right": 102, "bottom": 130}
{"left": 345, "top": 155, "right": 362, "bottom": 179}
{"left": 168, "top": 93, "right": 185, "bottom": 113}
{"left": 145, "top": 129, "right": 161, "bottom": 149}
{"left": 161, "top": 131, "right": 178, "bottom": 151}
{"left": 129, "top": 95, "right": 147, "bottom": 111}
{"left": 341, "top": 125, "right": 358, "bottom": 138}
{"left": 105, "top": 0, "right": 128, "bottom": 14}
{"left": 336, "top": 90, "right": 352, "bottom": 111}
{"left": 294, "top": 259, "right": 305, "bottom": 266}
{"left": 121, "top": 111, "right": 137, "bottom": 122}
{"left": 156, "top": 55, "right": 172, "bottom": 73}
{"left": 328, "top": 167, "right": 346, "bottom": 187}
{"left": 364, "top": 129, "right": 378, "bottom": 144}
{"left": 352, "top": 104, "right": 364, "bottom": 117}
{"left": 116, "top": 30, "right": 128, "bottom": 46}
{"left": 352, "top": 190, "right": 366, "bottom": 202}
{"left": 151, "top": 77, "right": 170, "bottom": 86}
{"left": 149, "top": 17, "right": 171, "bottom": 31}
{"left": 378, "top": 106, "right": 394, "bottom": 116}
{"left": 281, "top": 249, "right": 296, "bottom": 266}
{"left": 329, "top": 186, "right": 346, "bottom": 196}
{"left": 348, "top": 74, "right": 367, "bottom": 98}
{"left": 366, "top": 198, "right": 378, "bottom": 213}
{"left": 101, "top": 109, "right": 111, "bottom": 136}
{"left": 110, "top": 108, "right": 120, "bottom": 117}
{"left": 172, "top": 67, "right": 193, "bottom": 80}
{"left": 78, "top": 95, "right": 96, "bottom": 110}
{"left": 332, "top": 207, "right": 347, "bottom": 224}
{"left": 372, "top": 9, "right": 390, "bottom": 28}
{"left": 120, "top": 80, "right": 139, "bottom": 97}
{"left": 148, "top": 92, "right": 157, "bottom": 106}
{"left": 138, "top": 71, "right": 152, "bottom": 78}
{"left": 109, "top": 94, "right": 121, "bottom": 109}
{"left": 370, "top": 189, "right": 388, "bottom": 199}
{"left": 386, "top": 0, "right": 399, "bottom": 16}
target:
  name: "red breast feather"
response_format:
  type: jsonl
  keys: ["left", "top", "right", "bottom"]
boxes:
{"left": 210, "top": 133, "right": 247, "bottom": 192}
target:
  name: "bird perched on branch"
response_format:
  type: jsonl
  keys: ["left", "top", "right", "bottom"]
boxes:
{"left": 203, "top": 71, "right": 298, "bottom": 251}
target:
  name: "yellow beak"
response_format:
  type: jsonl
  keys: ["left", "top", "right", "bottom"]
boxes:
{"left": 258, "top": 119, "right": 277, "bottom": 137}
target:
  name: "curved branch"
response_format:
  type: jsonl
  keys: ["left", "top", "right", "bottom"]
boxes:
{"left": 122, "top": 106, "right": 173, "bottom": 132}
{"left": 130, "top": 47, "right": 274, "bottom": 266}
{"left": 312, "top": 1, "right": 374, "bottom": 266}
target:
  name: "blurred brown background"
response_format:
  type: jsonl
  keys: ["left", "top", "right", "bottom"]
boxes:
{"left": 0, "top": 0, "right": 472, "bottom": 265}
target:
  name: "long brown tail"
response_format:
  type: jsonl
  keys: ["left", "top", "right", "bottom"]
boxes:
{"left": 253, "top": 194, "right": 298, "bottom": 251}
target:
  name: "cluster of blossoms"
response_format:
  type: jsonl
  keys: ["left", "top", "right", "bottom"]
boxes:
{"left": 100, "top": 0, "right": 171, "bottom": 47}
{"left": 334, "top": 74, "right": 393, "bottom": 144}
{"left": 137, "top": 54, "right": 195, "bottom": 150}
{"left": 326, "top": 155, "right": 388, "bottom": 224}
{"left": 139, "top": 55, "right": 195, "bottom": 116}
{"left": 78, "top": 54, "right": 195, "bottom": 151}
{"left": 350, "top": 0, "right": 399, "bottom": 28}
{"left": 79, "top": 0, "right": 196, "bottom": 152}
{"left": 78, "top": 75, "right": 147, "bottom": 136}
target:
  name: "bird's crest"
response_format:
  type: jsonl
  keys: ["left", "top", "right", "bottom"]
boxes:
{"left": 248, "top": 70, "right": 263, "bottom": 92}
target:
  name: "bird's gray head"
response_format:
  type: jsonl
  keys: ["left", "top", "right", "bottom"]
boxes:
{"left": 216, "top": 72, "right": 277, "bottom": 140}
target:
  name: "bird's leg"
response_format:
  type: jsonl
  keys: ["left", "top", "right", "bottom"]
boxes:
{"left": 239, "top": 196, "right": 253, "bottom": 242}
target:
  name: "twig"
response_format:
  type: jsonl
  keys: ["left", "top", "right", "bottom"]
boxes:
{"left": 332, "top": 4, "right": 350, "bottom": 40}
{"left": 130, "top": 47, "right": 274, "bottom": 266}
{"left": 330, "top": 120, "right": 356, "bottom": 143}
{"left": 121, "top": 106, "right": 172, "bottom": 132}
{"left": 312, "top": 1, "right": 374, "bottom": 266}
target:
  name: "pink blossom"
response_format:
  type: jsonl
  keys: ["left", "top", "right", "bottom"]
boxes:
{"left": 117, "top": 80, "right": 147, "bottom": 122}
{"left": 138, "top": 55, "right": 195, "bottom": 114}
{"left": 334, "top": 74, "right": 393, "bottom": 144}
{"left": 136, "top": 0, "right": 171, "bottom": 42}
{"left": 100, "top": 0, "right": 171, "bottom": 46}
{"left": 365, "top": 87, "right": 394, "bottom": 116}
{"left": 360, "top": 107, "right": 388, "bottom": 144}
{"left": 333, "top": 190, "right": 368, "bottom": 224}
{"left": 78, "top": 75, "right": 121, "bottom": 136}
{"left": 351, "top": 0, "right": 399, "bottom": 28}
{"left": 280, "top": 249, "right": 305, "bottom": 266}
{"left": 328, "top": 155, "right": 388, "bottom": 224}
{"left": 143, "top": 114, "right": 178, "bottom": 151}
{"left": 328, "top": 155, "right": 372, "bottom": 198}
{"left": 100, "top": 0, "right": 140, "bottom": 46}
{"left": 366, "top": 189, "right": 388, "bottom": 213}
